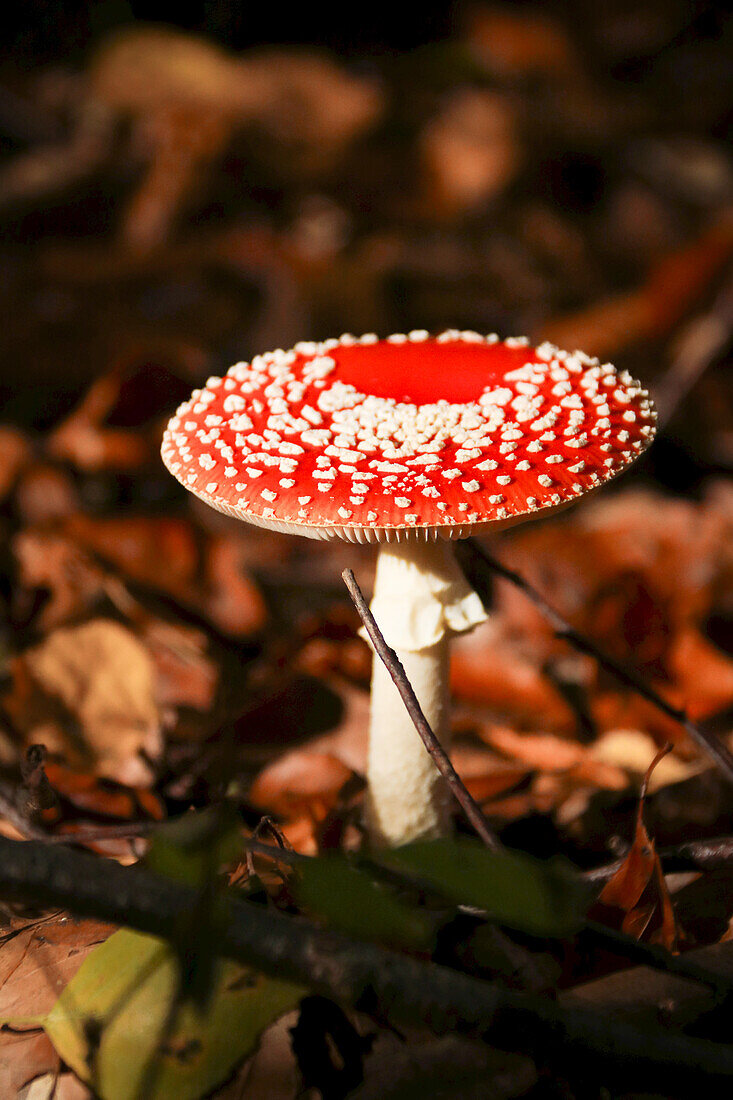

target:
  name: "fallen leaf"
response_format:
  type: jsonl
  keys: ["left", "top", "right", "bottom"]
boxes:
{"left": 20, "top": 1072, "right": 91, "bottom": 1099}
{"left": 296, "top": 636, "right": 371, "bottom": 685}
{"left": 384, "top": 839, "right": 593, "bottom": 937}
{"left": 589, "top": 730, "right": 701, "bottom": 791}
{"left": 229, "top": 1012, "right": 299, "bottom": 1100}
{"left": 12, "top": 531, "right": 107, "bottom": 631}
{"left": 202, "top": 536, "right": 267, "bottom": 638}
{"left": 562, "top": 937, "right": 733, "bottom": 1029}
{"left": 499, "top": 489, "right": 730, "bottom": 663}
{"left": 591, "top": 691, "right": 690, "bottom": 747}
{"left": 44, "top": 762, "right": 165, "bottom": 823}
{"left": 142, "top": 620, "right": 219, "bottom": 714}
{"left": 541, "top": 217, "right": 733, "bottom": 357}
{"left": 63, "top": 516, "right": 267, "bottom": 639}
{"left": 352, "top": 1031, "right": 536, "bottom": 1100}
{"left": 228, "top": 674, "right": 346, "bottom": 756}
{"left": 44, "top": 928, "right": 303, "bottom": 1100}
{"left": 466, "top": 6, "right": 581, "bottom": 80}
{"left": 667, "top": 628, "right": 733, "bottom": 721}
{"left": 450, "top": 621, "right": 576, "bottom": 732}
{"left": 597, "top": 745, "right": 679, "bottom": 950}
{"left": 307, "top": 684, "right": 369, "bottom": 771}
{"left": 7, "top": 620, "right": 162, "bottom": 786}
{"left": 249, "top": 750, "right": 354, "bottom": 821}
{"left": 47, "top": 370, "right": 150, "bottom": 474}
{"left": 453, "top": 749, "right": 531, "bottom": 806}
{"left": 63, "top": 516, "right": 199, "bottom": 603}
{"left": 479, "top": 726, "right": 587, "bottom": 771}
{"left": 0, "top": 915, "right": 113, "bottom": 1096}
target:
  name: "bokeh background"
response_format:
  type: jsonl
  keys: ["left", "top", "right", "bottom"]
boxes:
{"left": 0, "top": 8, "right": 733, "bottom": 1095}
{"left": 0, "top": 0, "right": 730, "bottom": 855}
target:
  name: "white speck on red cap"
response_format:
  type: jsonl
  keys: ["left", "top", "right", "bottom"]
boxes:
{"left": 161, "top": 333, "right": 656, "bottom": 543}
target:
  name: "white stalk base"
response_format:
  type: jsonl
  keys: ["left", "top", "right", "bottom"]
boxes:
{"left": 364, "top": 540, "right": 487, "bottom": 847}
{"left": 366, "top": 636, "right": 451, "bottom": 846}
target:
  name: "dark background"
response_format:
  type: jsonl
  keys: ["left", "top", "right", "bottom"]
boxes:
{"left": 2, "top": 0, "right": 730, "bottom": 64}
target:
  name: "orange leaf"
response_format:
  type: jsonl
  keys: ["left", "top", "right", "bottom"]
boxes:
{"left": 597, "top": 744, "right": 679, "bottom": 951}
{"left": 249, "top": 750, "right": 354, "bottom": 820}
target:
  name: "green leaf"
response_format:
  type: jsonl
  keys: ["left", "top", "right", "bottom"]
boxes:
{"left": 144, "top": 806, "right": 245, "bottom": 1008}
{"left": 382, "top": 839, "right": 592, "bottom": 936}
{"left": 295, "top": 856, "right": 436, "bottom": 950}
{"left": 44, "top": 928, "right": 303, "bottom": 1100}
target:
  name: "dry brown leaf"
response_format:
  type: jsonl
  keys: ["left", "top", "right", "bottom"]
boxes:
{"left": 562, "top": 938, "right": 733, "bottom": 1028}
{"left": 121, "top": 105, "right": 231, "bottom": 252}
{"left": 450, "top": 621, "right": 576, "bottom": 732}
{"left": 7, "top": 620, "right": 162, "bottom": 786}
{"left": 596, "top": 745, "right": 679, "bottom": 950}
{"left": 48, "top": 409, "right": 149, "bottom": 473}
{"left": 309, "top": 684, "right": 370, "bottom": 774}
{"left": 591, "top": 691, "right": 691, "bottom": 747}
{"left": 0, "top": 915, "right": 113, "bottom": 1096}
{"left": 142, "top": 619, "right": 219, "bottom": 713}
{"left": 63, "top": 515, "right": 199, "bottom": 601}
{"left": 480, "top": 726, "right": 587, "bottom": 771}
{"left": 203, "top": 535, "right": 267, "bottom": 638}
{"left": 589, "top": 729, "right": 701, "bottom": 790}
{"left": 91, "top": 27, "right": 383, "bottom": 161}
{"left": 89, "top": 27, "right": 382, "bottom": 250}
{"left": 451, "top": 747, "right": 530, "bottom": 806}
{"left": 12, "top": 531, "right": 106, "bottom": 631}
{"left": 667, "top": 628, "right": 733, "bottom": 721}
{"left": 64, "top": 515, "right": 267, "bottom": 638}
{"left": 493, "top": 489, "right": 733, "bottom": 752}
{"left": 238, "top": 50, "right": 383, "bottom": 172}
{"left": 22, "top": 1072, "right": 92, "bottom": 1099}
{"left": 227, "top": 1011, "right": 299, "bottom": 1100}
{"left": 499, "top": 490, "right": 730, "bottom": 653}
{"left": 44, "top": 761, "right": 165, "bottom": 823}
{"left": 249, "top": 749, "right": 354, "bottom": 820}
{"left": 565, "top": 756, "right": 629, "bottom": 792}
{"left": 89, "top": 25, "right": 255, "bottom": 114}
{"left": 296, "top": 636, "right": 371, "bottom": 685}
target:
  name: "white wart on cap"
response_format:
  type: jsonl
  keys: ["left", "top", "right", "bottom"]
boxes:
{"left": 161, "top": 331, "right": 657, "bottom": 543}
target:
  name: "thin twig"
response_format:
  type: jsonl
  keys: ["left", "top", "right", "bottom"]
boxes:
{"left": 342, "top": 568, "right": 501, "bottom": 851}
{"left": 2, "top": 835, "right": 733, "bottom": 1087}
{"left": 455, "top": 539, "right": 733, "bottom": 786}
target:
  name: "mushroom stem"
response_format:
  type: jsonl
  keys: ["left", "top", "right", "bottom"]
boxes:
{"left": 365, "top": 539, "right": 486, "bottom": 847}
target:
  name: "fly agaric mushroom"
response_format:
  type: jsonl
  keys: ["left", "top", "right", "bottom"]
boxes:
{"left": 161, "top": 331, "right": 656, "bottom": 846}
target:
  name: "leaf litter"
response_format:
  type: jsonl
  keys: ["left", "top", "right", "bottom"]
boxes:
{"left": 0, "top": 3, "right": 731, "bottom": 1096}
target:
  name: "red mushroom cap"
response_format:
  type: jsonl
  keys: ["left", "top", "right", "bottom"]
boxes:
{"left": 161, "top": 331, "right": 656, "bottom": 542}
